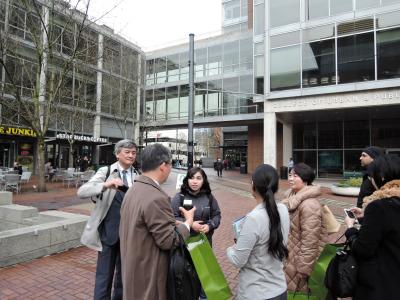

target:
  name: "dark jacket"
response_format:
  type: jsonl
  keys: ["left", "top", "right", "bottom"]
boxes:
{"left": 171, "top": 191, "right": 221, "bottom": 244}
{"left": 346, "top": 180, "right": 400, "bottom": 300}
{"left": 356, "top": 173, "right": 376, "bottom": 208}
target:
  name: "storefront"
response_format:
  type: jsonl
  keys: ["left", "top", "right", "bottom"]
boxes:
{"left": 0, "top": 126, "right": 36, "bottom": 170}
{"left": 45, "top": 132, "right": 108, "bottom": 169}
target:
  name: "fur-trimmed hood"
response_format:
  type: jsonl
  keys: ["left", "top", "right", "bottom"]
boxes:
{"left": 281, "top": 185, "right": 322, "bottom": 212}
{"left": 363, "top": 179, "right": 400, "bottom": 208}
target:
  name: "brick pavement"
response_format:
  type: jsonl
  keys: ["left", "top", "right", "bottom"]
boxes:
{"left": 1, "top": 169, "right": 356, "bottom": 299}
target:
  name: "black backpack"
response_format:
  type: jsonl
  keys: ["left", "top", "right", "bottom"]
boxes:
{"left": 167, "top": 230, "right": 201, "bottom": 300}
{"left": 324, "top": 242, "right": 358, "bottom": 298}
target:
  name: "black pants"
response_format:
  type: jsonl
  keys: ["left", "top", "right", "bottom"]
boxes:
{"left": 94, "top": 242, "right": 123, "bottom": 300}
{"left": 217, "top": 169, "right": 222, "bottom": 177}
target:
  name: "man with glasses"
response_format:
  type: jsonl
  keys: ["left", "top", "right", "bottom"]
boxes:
{"left": 357, "top": 146, "right": 384, "bottom": 208}
{"left": 78, "top": 139, "right": 139, "bottom": 300}
{"left": 119, "top": 143, "right": 195, "bottom": 300}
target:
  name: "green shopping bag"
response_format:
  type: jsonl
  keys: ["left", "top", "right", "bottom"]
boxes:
{"left": 288, "top": 290, "right": 317, "bottom": 300}
{"left": 308, "top": 244, "right": 342, "bottom": 300}
{"left": 186, "top": 233, "right": 232, "bottom": 300}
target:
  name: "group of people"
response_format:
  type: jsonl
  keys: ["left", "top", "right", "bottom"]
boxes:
{"left": 77, "top": 140, "right": 400, "bottom": 300}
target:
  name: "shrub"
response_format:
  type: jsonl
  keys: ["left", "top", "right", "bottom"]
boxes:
{"left": 336, "top": 177, "right": 362, "bottom": 188}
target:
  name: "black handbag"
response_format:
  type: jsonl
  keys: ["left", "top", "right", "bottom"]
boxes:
{"left": 324, "top": 241, "right": 358, "bottom": 298}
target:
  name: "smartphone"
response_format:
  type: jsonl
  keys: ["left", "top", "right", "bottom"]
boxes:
{"left": 344, "top": 208, "right": 355, "bottom": 219}
{"left": 182, "top": 199, "right": 193, "bottom": 210}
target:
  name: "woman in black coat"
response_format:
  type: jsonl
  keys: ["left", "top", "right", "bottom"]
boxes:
{"left": 345, "top": 154, "right": 400, "bottom": 300}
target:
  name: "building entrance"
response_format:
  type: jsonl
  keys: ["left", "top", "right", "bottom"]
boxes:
{"left": 0, "top": 143, "right": 11, "bottom": 168}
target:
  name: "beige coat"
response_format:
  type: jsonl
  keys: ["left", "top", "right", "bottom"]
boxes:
{"left": 281, "top": 185, "right": 327, "bottom": 292}
{"left": 119, "top": 175, "right": 189, "bottom": 300}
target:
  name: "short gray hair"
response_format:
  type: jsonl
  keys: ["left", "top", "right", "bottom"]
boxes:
{"left": 141, "top": 143, "right": 171, "bottom": 172}
{"left": 114, "top": 139, "right": 137, "bottom": 156}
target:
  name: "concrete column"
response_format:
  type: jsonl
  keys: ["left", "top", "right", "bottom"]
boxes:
{"left": 264, "top": 111, "right": 276, "bottom": 167}
{"left": 282, "top": 122, "right": 293, "bottom": 167}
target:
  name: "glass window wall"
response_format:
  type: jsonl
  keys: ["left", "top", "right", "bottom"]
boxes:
{"left": 179, "top": 85, "right": 189, "bottom": 118}
{"left": 154, "top": 88, "right": 166, "bottom": 120}
{"left": 223, "top": 77, "right": 239, "bottom": 115}
{"left": 167, "top": 86, "right": 179, "bottom": 119}
{"left": 270, "top": 0, "right": 300, "bottom": 28}
{"left": 208, "top": 44, "right": 222, "bottom": 76}
{"left": 167, "top": 54, "right": 180, "bottom": 83}
{"left": 307, "top": 0, "right": 329, "bottom": 20}
{"left": 293, "top": 150, "right": 317, "bottom": 170}
{"left": 293, "top": 123, "right": 317, "bottom": 149}
{"left": 318, "top": 150, "right": 343, "bottom": 177}
{"left": 318, "top": 121, "right": 343, "bottom": 149}
{"left": 270, "top": 45, "right": 300, "bottom": 91}
{"left": 302, "top": 39, "right": 335, "bottom": 87}
{"left": 254, "top": 3, "right": 265, "bottom": 36}
{"left": 195, "top": 48, "right": 207, "bottom": 79}
{"left": 337, "top": 32, "right": 375, "bottom": 84}
{"left": 371, "top": 119, "right": 400, "bottom": 148}
{"left": 330, "top": 0, "right": 353, "bottom": 15}
{"left": 377, "top": 28, "right": 400, "bottom": 80}
{"left": 344, "top": 120, "right": 369, "bottom": 148}
{"left": 223, "top": 40, "right": 240, "bottom": 74}
{"left": 195, "top": 82, "right": 206, "bottom": 117}
{"left": 356, "top": 0, "right": 380, "bottom": 10}
{"left": 207, "top": 79, "right": 222, "bottom": 116}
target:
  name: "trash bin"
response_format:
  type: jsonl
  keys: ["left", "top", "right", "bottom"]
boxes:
{"left": 240, "top": 163, "right": 247, "bottom": 174}
{"left": 280, "top": 166, "right": 288, "bottom": 179}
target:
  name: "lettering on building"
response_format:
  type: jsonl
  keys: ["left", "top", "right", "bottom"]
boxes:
{"left": 0, "top": 126, "right": 37, "bottom": 137}
{"left": 271, "top": 90, "right": 400, "bottom": 111}
{"left": 56, "top": 133, "right": 108, "bottom": 143}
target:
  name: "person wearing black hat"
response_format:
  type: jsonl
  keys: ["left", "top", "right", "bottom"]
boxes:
{"left": 357, "top": 146, "right": 384, "bottom": 208}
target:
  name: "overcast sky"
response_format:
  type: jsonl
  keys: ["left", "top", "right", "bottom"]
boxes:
{"left": 86, "top": 0, "right": 222, "bottom": 50}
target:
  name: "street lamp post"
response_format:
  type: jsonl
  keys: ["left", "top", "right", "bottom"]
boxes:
{"left": 187, "top": 33, "right": 195, "bottom": 169}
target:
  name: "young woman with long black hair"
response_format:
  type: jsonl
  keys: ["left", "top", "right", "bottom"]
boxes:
{"left": 227, "top": 164, "right": 290, "bottom": 300}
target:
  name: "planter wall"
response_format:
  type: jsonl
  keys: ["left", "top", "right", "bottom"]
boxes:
{"left": 331, "top": 185, "right": 360, "bottom": 196}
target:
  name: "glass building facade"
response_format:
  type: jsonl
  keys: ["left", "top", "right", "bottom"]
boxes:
{"left": 265, "top": 0, "right": 400, "bottom": 177}
{"left": 145, "top": 32, "right": 262, "bottom": 122}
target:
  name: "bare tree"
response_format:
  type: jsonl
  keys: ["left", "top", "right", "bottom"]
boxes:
{"left": 0, "top": 0, "right": 95, "bottom": 191}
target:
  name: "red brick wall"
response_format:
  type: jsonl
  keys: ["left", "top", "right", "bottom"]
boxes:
{"left": 247, "top": 123, "right": 263, "bottom": 174}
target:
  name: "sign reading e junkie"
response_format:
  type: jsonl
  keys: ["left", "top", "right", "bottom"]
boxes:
{"left": 0, "top": 126, "right": 37, "bottom": 137}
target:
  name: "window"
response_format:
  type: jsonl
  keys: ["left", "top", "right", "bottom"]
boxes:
{"left": 318, "top": 122, "right": 343, "bottom": 148}
{"left": 179, "top": 85, "right": 189, "bottom": 118}
{"left": 146, "top": 60, "right": 155, "bottom": 85}
{"left": 356, "top": 0, "right": 379, "bottom": 10}
{"left": 254, "top": 3, "right": 265, "bottom": 36}
{"left": 155, "top": 58, "right": 166, "bottom": 84}
{"left": 377, "top": 28, "right": 400, "bottom": 80}
{"left": 302, "top": 39, "right": 335, "bottom": 87}
{"left": 167, "top": 86, "right": 179, "bottom": 119}
{"left": 154, "top": 88, "right": 166, "bottom": 120}
{"left": 224, "top": 0, "right": 241, "bottom": 21}
{"left": 167, "top": 54, "right": 180, "bottom": 83}
{"left": 270, "top": 45, "right": 300, "bottom": 91}
{"left": 337, "top": 32, "right": 375, "bottom": 84}
{"left": 344, "top": 120, "right": 369, "bottom": 148}
{"left": 223, "top": 40, "right": 240, "bottom": 74}
{"left": 195, "top": 82, "right": 206, "bottom": 117}
{"left": 270, "top": 0, "right": 300, "bottom": 27}
{"left": 330, "top": 0, "right": 353, "bottom": 15}
{"left": 207, "top": 80, "right": 222, "bottom": 116}
{"left": 195, "top": 48, "right": 207, "bottom": 79}
{"left": 293, "top": 123, "right": 317, "bottom": 149}
{"left": 240, "top": 38, "right": 253, "bottom": 71}
{"left": 307, "top": 0, "right": 329, "bottom": 20}
{"left": 223, "top": 77, "right": 239, "bottom": 115}
{"left": 207, "top": 45, "right": 222, "bottom": 76}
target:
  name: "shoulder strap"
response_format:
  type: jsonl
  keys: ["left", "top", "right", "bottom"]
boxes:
{"left": 105, "top": 165, "right": 111, "bottom": 181}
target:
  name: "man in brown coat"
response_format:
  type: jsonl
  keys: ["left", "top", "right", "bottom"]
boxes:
{"left": 119, "top": 143, "right": 195, "bottom": 300}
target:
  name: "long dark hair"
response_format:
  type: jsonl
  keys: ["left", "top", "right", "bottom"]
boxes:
{"left": 252, "top": 164, "right": 288, "bottom": 261}
{"left": 180, "top": 167, "right": 211, "bottom": 195}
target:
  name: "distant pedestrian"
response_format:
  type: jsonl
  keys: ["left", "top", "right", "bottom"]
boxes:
{"left": 13, "top": 161, "right": 23, "bottom": 175}
{"left": 216, "top": 158, "right": 223, "bottom": 177}
{"left": 281, "top": 163, "right": 327, "bottom": 293}
{"left": 227, "top": 164, "right": 289, "bottom": 299}
{"left": 45, "top": 161, "right": 55, "bottom": 182}
{"left": 357, "top": 146, "right": 384, "bottom": 208}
